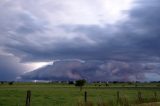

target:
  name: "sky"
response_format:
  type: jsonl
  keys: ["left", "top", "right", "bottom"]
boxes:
{"left": 0, "top": 0, "right": 160, "bottom": 81}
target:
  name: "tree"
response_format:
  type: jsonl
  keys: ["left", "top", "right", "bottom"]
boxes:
{"left": 75, "top": 79, "right": 86, "bottom": 91}
{"left": 68, "top": 81, "right": 74, "bottom": 85}
{"left": 0, "top": 81, "right": 4, "bottom": 84}
{"left": 8, "top": 81, "right": 14, "bottom": 85}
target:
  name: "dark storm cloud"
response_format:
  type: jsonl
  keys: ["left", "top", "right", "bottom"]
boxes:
{"left": 0, "top": 54, "right": 27, "bottom": 81}
{"left": 57, "top": 0, "right": 160, "bottom": 63}
{"left": 1, "top": 0, "right": 160, "bottom": 81}
{"left": 16, "top": 13, "right": 46, "bottom": 34}
{"left": 119, "top": 0, "right": 160, "bottom": 57}
{"left": 3, "top": 0, "right": 160, "bottom": 63}
{"left": 21, "top": 60, "right": 160, "bottom": 81}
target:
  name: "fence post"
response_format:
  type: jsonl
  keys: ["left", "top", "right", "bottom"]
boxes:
{"left": 26, "top": 90, "right": 31, "bottom": 106}
{"left": 154, "top": 92, "right": 157, "bottom": 102}
{"left": 138, "top": 91, "right": 142, "bottom": 103}
{"left": 84, "top": 91, "right": 87, "bottom": 103}
{"left": 117, "top": 91, "right": 120, "bottom": 103}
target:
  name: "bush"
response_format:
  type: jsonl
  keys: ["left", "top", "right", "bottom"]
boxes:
{"left": 68, "top": 81, "right": 74, "bottom": 84}
{"left": 0, "top": 81, "right": 4, "bottom": 84}
{"left": 8, "top": 81, "right": 14, "bottom": 85}
{"left": 75, "top": 79, "right": 86, "bottom": 91}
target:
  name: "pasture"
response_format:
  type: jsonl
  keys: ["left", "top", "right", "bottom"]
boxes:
{"left": 0, "top": 82, "right": 160, "bottom": 106}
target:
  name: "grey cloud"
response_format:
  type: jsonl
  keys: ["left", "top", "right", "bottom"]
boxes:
{"left": 58, "top": 0, "right": 160, "bottom": 62}
{"left": 0, "top": 54, "right": 28, "bottom": 81}
{"left": 16, "top": 12, "right": 46, "bottom": 34}
{"left": 21, "top": 60, "right": 159, "bottom": 81}
{"left": 4, "top": 0, "right": 160, "bottom": 63}
{"left": 1, "top": 0, "right": 160, "bottom": 81}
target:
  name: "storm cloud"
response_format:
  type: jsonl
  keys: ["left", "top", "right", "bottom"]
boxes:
{"left": 0, "top": 54, "right": 29, "bottom": 81}
{"left": 21, "top": 60, "right": 160, "bottom": 81}
{"left": 0, "top": 0, "right": 160, "bottom": 81}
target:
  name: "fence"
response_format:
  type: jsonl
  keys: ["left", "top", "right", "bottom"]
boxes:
{"left": 25, "top": 90, "right": 158, "bottom": 106}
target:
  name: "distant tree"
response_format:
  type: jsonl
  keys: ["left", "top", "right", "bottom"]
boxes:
{"left": 75, "top": 79, "right": 86, "bottom": 91}
{"left": 0, "top": 81, "right": 4, "bottom": 84}
{"left": 8, "top": 81, "right": 14, "bottom": 85}
{"left": 68, "top": 81, "right": 74, "bottom": 84}
{"left": 113, "top": 81, "right": 118, "bottom": 84}
{"left": 128, "top": 82, "right": 134, "bottom": 85}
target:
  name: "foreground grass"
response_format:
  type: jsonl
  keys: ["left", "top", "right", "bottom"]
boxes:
{"left": 0, "top": 83, "right": 160, "bottom": 106}
{"left": 134, "top": 102, "right": 160, "bottom": 106}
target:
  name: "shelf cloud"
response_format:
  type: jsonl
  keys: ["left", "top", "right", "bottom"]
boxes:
{"left": 0, "top": 0, "right": 160, "bottom": 81}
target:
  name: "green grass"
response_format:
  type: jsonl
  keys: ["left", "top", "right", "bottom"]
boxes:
{"left": 0, "top": 82, "right": 160, "bottom": 106}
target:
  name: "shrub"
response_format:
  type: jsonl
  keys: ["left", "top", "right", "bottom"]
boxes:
{"left": 8, "top": 81, "right": 14, "bottom": 85}
{"left": 75, "top": 79, "right": 86, "bottom": 91}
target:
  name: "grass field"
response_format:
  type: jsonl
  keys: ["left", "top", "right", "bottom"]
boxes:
{"left": 0, "top": 82, "right": 160, "bottom": 106}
